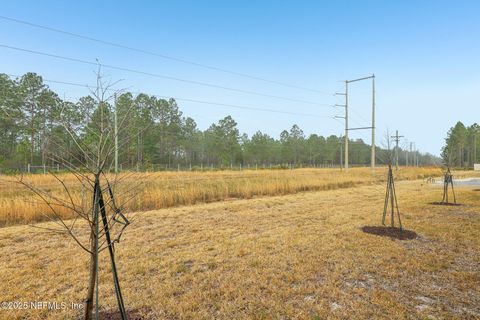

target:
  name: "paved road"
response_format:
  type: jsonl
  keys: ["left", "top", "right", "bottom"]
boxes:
{"left": 435, "top": 178, "right": 480, "bottom": 186}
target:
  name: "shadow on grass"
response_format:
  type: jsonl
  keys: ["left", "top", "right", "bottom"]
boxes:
{"left": 99, "top": 308, "right": 153, "bottom": 320}
{"left": 361, "top": 226, "right": 417, "bottom": 240}
{"left": 429, "top": 202, "right": 463, "bottom": 206}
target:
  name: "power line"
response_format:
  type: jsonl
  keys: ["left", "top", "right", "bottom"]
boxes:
{"left": 0, "top": 44, "right": 332, "bottom": 106}
{"left": 0, "top": 15, "right": 330, "bottom": 95}
{"left": 335, "top": 115, "right": 392, "bottom": 165}
{"left": 5, "top": 73, "right": 334, "bottom": 118}
{"left": 349, "top": 106, "right": 371, "bottom": 125}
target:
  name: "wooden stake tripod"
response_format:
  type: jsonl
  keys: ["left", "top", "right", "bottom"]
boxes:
{"left": 382, "top": 163, "right": 403, "bottom": 230}
{"left": 441, "top": 167, "right": 456, "bottom": 204}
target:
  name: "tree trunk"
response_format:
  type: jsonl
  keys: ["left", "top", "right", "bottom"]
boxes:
{"left": 84, "top": 183, "right": 99, "bottom": 320}
{"left": 30, "top": 130, "right": 34, "bottom": 166}
{"left": 84, "top": 226, "right": 97, "bottom": 320}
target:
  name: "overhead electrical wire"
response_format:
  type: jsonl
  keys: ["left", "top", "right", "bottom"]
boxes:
{"left": 5, "top": 73, "right": 335, "bottom": 119}
{"left": 0, "top": 44, "right": 330, "bottom": 106}
{"left": 1, "top": 16, "right": 417, "bottom": 167}
{"left": 0, "top": 15, "right": 330, "bottom": 95}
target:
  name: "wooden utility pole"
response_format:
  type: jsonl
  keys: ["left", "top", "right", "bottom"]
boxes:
{"left": 391, "top": 130, "right": 404, "bottom": 169}
{"left": 334, "top": 89, "right": 347, "bottom": 170}
{"left": 411, "top": 142, "right": 416, "bottom": 167}
{"left": 371, "top": 75, "right": 376, "bottom": 169}
{"left": 345, "top": 81, "right": 349, "bottom": 171}
{"left": 473, "top": 128, "right": 479, "bottom": 165}
{"left": 114, "top": 93, "right": 118, "bottom": 173}
{"left": 406, "top": 140, "right": 409, "bottom": 166}
{"left": 410, "top": 142, "right": 413, "bottom": 166}
{"left": 339, "top": 135, "right": 344, "bottom": 170}
{"left": 343, "top": 75, "right": 376, "bottom": 170}
{"left": 414, "top": 142, "right": 417, "bottom": 166}
{"left": 474, "top": 133, "right": 477, "bottom": 165}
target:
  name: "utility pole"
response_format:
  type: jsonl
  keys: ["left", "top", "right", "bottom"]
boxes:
{"left": 416, "top": 144, "right": 419, "bottom": 167}
{"left": 416, "top": 143, "right": 418, "bottom": 167}
{"left": 410, "top": 142, "right": 413, "bottom": 167}
{"left": 413, "top": 142, "right": 417, "bottom": 167}
{"left": 341, "top": 75, "right": 376, "bottom": 170}
{"left": 475, "top": 133, "right": 477, "bottom": 164}
{"left": 334, "top": 87, "right": 347, "bottom": 170}
{"left": 473, "top": 133, "right": 476, "bottom": 166}
{"left": 114, "top": 93, "right": 118, "bottom": 173}
{"left": 371, "top": 75, "right": 376, "bottom": 169}
{"left": 345, "top": 81, "right": 349, "bottom": 171}
{"left": 391, "top": 130, "right": 404, "bottom": 169}
{"left": 339, "top": 135, "right": 344, "bottom": 170}
{"left": 406, "top": 140, "right": 409, "bottom": 166}
{"left": 473, "top": 128, "right": 479, "bottom": 165}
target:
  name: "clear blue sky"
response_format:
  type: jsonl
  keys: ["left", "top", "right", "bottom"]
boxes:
{"left": 1, "top": 0, "right": 479, "bottom": 155}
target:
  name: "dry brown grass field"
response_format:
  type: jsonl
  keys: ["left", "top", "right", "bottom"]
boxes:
{"left": 0, "top": 167, "right": 447, "bottom": 227}
{"left": 0, "top": 167, "right": 479, "bottom": 319}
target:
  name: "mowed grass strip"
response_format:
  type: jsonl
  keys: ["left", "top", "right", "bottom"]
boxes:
{"left": 0, "top": 167, "right": 446, "bottom": 226}
{"left": 0, "top": 179, "right": 478, "bottom": 319}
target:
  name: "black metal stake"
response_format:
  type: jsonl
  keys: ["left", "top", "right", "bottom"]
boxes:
{"left": 87, "top": 174, "right": 128, "bottom": 320}
{"left": 98, "top": 186, "right": 127, "bottom": 320}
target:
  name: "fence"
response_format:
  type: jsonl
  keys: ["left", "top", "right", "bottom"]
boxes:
{"left": 126, "top": 162, "right": 347, "bottom": 172}
{"left": 27, "top": 164, "right": 60, "bottom": 174}
{"left": 1, "top": 162, "right": 376, "bottom": 174}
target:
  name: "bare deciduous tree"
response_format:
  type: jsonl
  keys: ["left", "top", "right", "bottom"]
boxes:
{"left": 14, "top": 67, "right": 151, "bottom": 320}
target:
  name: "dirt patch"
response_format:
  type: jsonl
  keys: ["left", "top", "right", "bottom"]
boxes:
{"left": 429, "top": 202, "right": 463, "bottom": 206}
{"left": 361, "top": 226, "right": 417, "bottom": 240}
{"left": 99, "top": 308, "right": 154, "bottom": 320}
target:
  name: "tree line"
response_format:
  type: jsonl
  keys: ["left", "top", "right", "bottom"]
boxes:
{"left": 0, "top": 72, "right": 438, "bottom": 172}
{"left": 441, "top": 121, "right": 479, "bottom": 167}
